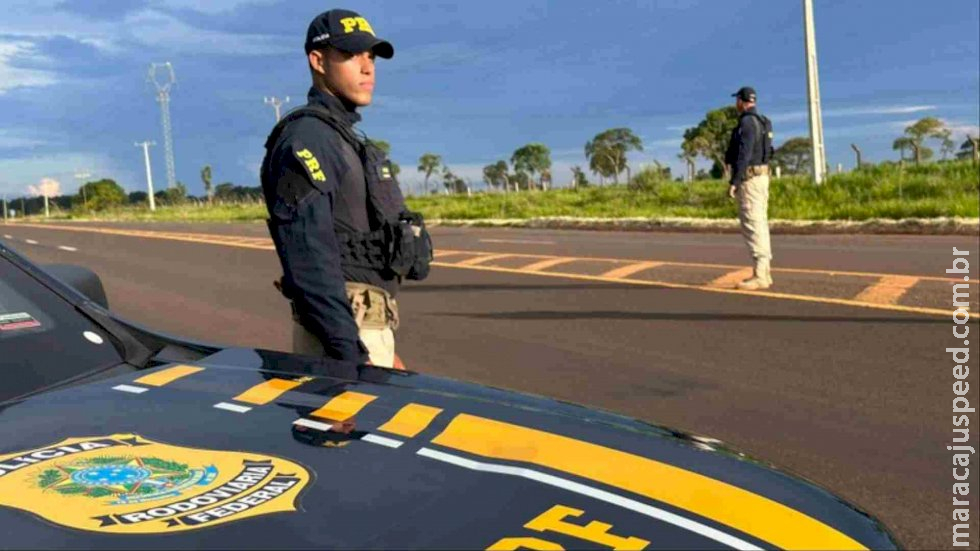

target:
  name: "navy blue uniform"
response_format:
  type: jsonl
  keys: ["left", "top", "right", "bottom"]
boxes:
{"left": 261, "top": 87, "right": 399, "bottom": 363}
{"left": 725, "top": 107, "right": 767, "bottom": 188}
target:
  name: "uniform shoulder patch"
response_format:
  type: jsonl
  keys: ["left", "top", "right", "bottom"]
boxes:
{"left": 292, "top": 146, "right": 327, "bottom": 183}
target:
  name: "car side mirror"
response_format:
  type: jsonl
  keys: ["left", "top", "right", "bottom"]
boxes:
{"left": 43, "top": 264, "right": 109, "bottom": 309}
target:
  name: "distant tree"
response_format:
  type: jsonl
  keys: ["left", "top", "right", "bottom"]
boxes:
{"left": 214, "top": 182, "right": 235, "bottom": 201}
{"left": 773, "top": 137, "right": 812, "bottom": 175}
{"left": 417, "top": 153, "right": 441, "bottom": 195}
{"left": 892, "top": 137, "right": 914, "bottom": 161}
{"left": 74, "top": 179, "right": 126, "bottom": 211}
{"left": 681, "top": 106, "right": 739, "bottom": 181}
{"left": 200, "top": 165, "right": 213, "bottom": 204}
{"left": 938, "top": 129, "right": 956, "bottom": 160}
{"left": 127, "top": 191, "right": 148, "bottom": 205}
{"left": 585, "top": 128, "right": 643, "bottom": 185}
{"left": 441, "top": 166, "right": 467, "bottom": 194}
{"left": 902, "top": 117, "right": 947, "bottom": 164}
{"left": 161, "top": 182, "right": 187, "bottom": 205}
{"left": 482, "top": 160, "right": 509, "bottom": 190}
{"left": 511, "top": 143, "right": 551, "bottom": 190}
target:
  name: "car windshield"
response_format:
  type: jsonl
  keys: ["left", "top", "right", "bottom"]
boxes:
{"left": 0, "top": 253, "right": 123, "bottom": 402}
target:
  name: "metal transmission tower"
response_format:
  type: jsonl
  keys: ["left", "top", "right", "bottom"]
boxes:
{"left": 802, "top": 0, "right": 827, "bottom": 184}
{"left": 149, "top": 62, "right": 177, "bottom": 190}
{"left": 264, "top": 96, "right": 290, "bottom": 122}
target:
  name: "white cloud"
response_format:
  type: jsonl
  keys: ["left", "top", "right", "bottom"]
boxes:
{"left": 0, "top": 40, "right": 58, "bottom": 94}
{"left": 0, "top": 152, "right": 134, "bottom": 197}
{"left": 158, "top": 0, "right": 278, "bottom": 15}
{"left": 28, "top": 178, "right": 61, "bottom": 198}
{"left": 770, "top": 104, "right": 938, "bottom": 123}
{"left": 121, "top": 9, "right": 292, "bottom": 56}
{"left": 0, "top": 130, "right": 47, "bottom": 149}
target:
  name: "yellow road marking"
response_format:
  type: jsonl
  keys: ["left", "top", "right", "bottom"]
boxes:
{"left": 708, "top": 267, "right": 754, "bottom": 289}
{"left": 433, "top": 261, "right": 952, "bottom": 317}
{"left": 233, "top": 378, "right": 305, "bottom": 405}
{"left": 600, "top": 261, "right": 663, "bottom": 279}
{"left": 520, "top": 257, "right": 578, "bottom": 272}
{"left": 853, "top": 275, "right": 920, "bottom": 305}
{"left": 134, "top": 364, "right": 204, "bottom": 387}
{"left": 435, "top": 247, "right": 975, "bottom": 284}
{"left": 310, "top": 391, "right": 377, "bottom": 422}
{"left": 378, "top": 403, "right": 443, "bottom": 437}
{"left": 433, "top": 250, "right": 467, "bottom": 259}
{"left": 432, "top": 414, "right": 866, "bottom": 550}
{"left": 455, "top": 253, "right": 513, "bottom": 267}
{"left": 12, "top": 224, "right": 970, "bottom": 316}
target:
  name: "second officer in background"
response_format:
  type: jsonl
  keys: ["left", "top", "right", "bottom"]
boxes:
{"left": 726, "top": 86, "right": 775, "bottom": 291}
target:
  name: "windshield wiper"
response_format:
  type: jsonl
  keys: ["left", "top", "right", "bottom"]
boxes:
{"left": 74, "top": 301, "right": 155, "bottom": 369}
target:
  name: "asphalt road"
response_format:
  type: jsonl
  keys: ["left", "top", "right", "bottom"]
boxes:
{"left": 3, "top": 222, "right": 978, "bottom": 549}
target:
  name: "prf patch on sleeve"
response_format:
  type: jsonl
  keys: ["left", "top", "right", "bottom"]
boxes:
{"left": 294, "top": 148, "right": 327, "bottom": 183}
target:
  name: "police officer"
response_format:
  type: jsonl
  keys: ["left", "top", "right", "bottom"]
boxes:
{"left": 261, "top": 9, "right": 431, "bottom": 367}
{"left": 725, "top": 86, "right": 775, "bottom": 291}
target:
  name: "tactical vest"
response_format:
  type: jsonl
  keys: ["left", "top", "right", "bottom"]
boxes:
{"left": 742, "top": 112, "right": 775, "bottom": 165}
{"left": 264, "top": 104, "right": 432, "bottom": 281}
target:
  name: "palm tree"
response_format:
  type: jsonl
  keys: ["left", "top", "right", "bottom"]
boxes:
{"left": 417, "top": 153, "right": 441, "bottom": 195}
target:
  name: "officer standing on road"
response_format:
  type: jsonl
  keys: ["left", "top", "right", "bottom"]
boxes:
{"left": 260, "top": 9, "right": 432, "bottom": 368}
{"left": 725, "top": 86, "right": 775, "bottom": 290}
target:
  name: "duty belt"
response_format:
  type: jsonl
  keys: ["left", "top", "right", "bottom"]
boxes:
{"left": 275, "top": 279, "right": 399, "bottom": 331}
{"left": 747, "top": 165, "right": 770, "bottom": 177}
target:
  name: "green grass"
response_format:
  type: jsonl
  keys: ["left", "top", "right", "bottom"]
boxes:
{"left": 15, "top": 161, "right": 979, "bottom": 224}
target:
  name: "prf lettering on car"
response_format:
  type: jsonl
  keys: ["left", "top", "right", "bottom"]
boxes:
{"left": 294, "top": 149, "right": 326, "bottom": 182}
{"left": 487, "top": 505, "right": 650, "bottom": 550}
{"left": 340, "top": 17, "right": 375, "bottom": 35}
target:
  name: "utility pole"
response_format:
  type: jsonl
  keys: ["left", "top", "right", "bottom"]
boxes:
{"left": 802, "top": 0, "right": 827, "bottom": 185}
{"left": 2, "top": 194, "right": 7, "bottom": 223}
{"left": 264, "top": 96, "right": 290, "bottom": 122}
{"left": 149, "top": 62, "right": 177, "bottom": 190}
{"left": 135, "top": 141, "right": 157, "bottom": 211}
{"left": 74, "top": 171, "right": 91, "bottom": 210}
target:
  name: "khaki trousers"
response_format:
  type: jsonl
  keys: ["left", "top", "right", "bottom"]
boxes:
{"left": 293, "top": 282, "right": 398, "bottom": 368}
{"left": 737, "top": 171, "right": 772, "bottom": 263}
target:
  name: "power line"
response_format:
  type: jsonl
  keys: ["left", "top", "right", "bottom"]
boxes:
{"left": 149, "top": 62, "right": 177, "bottom": 190}
{"left": 264, "top": 96, "right": 290, "bottom": 122}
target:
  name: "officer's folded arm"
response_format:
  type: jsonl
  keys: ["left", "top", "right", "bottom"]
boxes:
{"left": 267, "top": 161, "right": 368, "bottom": 364}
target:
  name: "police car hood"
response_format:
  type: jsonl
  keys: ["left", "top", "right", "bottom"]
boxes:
{"left": 0, "top": 347, "right": 898, "bottom": 549}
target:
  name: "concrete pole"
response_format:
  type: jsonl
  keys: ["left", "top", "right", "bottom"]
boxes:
{"left": 135, "top": 141, "right": 157, "bottom": 211}
{"left": 2, "top": 195, "right": 7, "bottom": 223}
{"left": 803, "top": 0, "right": 827, "bottom": 185}
{"left": 43, "top": 195, "right": 49, "bottom": 217}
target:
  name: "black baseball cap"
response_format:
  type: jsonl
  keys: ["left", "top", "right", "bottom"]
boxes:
{"left": 732, "top": 86, "right": 757, "bottom": 102}
{"left": 304, "top": 9, "right": 394, "bottom": 59}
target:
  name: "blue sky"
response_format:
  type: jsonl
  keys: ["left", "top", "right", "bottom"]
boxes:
{"left": 0, "top": 0, "right": 977, "bottom": 198}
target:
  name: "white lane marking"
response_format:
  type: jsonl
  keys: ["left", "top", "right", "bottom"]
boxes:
{"left": 293, "top": 418, "right": 334, "bottom": 431}
{"left": 113, "top": 384, "right": 149, "bottom": 394}
{"left": 362, "top": 434, "right": 403, "bottom": 449}
{"left": 214, "top": 402, "right": 252, "bottom": 413}
{"left": 25, "top": 239, "right": 38, "bottom": 245}
{"left": 479, "top": 239, "right": 556, "bottom": 245}
{"left": 416, "top": 448, "right": 760, "bottom": 551}
{"left": 57, "top": 245, "right": 78, "bottom": 252}
{"left": 2, "top": 234, "right": 12, "bottom": 239}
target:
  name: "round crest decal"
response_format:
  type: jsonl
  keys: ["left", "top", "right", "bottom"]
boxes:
{"left": 0, "top": 434, "right": 311, "bottom": 534}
